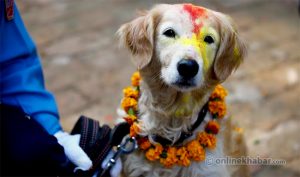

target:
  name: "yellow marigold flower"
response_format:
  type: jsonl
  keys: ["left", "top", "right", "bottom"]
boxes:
{"left": 140, "top": 139, "right": 151, "bottom": 150}
{"left": 145, "top": 144, "right": 163, "bottom": 161}
{"left": 197, "top": 132, "right": 217, "bottom": 149}
{"left": 160, "top": 147, "right": 178, "bottom": 168}
{"left": 131, "top": 71, "right": 141, "bottom": 87}
{"left": 208, "top": 101, "right": 226, "bottom": 118}
{"left": 176, "top": 147, "right": 190, "bottom": 166}
{"left": 210, "top": 85, "right": 228, "bottom": 100}
{"left": 130, "top": 122, "right": 140, "bottom": 137}
{"left": 123, "top": 86, "right": 139, "bottom": 99}
{"left": 205, "top": 120, "right": 220, "bottom": 134}
{"left": 186, "top": 140, "right": 205, "bottom": 161}
{"left": 121, "top": 97, "right": 137, "bottom": 112}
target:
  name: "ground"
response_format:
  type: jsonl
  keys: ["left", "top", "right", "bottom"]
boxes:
{"left": 18, "top": 0, "right": 299, "bottom": 176}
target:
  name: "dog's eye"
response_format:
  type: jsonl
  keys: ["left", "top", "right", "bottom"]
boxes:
{"left": 204, "top": 35, "right": 214, "bottom": 44}
{"left": 163, "top": 29, "right": 176, "bottom": 38}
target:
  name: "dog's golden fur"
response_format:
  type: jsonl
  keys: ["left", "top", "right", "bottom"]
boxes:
{"left": 117, "top": 4, "right": 248, "bottom": 177}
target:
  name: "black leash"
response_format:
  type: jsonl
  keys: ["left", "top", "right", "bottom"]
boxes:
{"left": 71, "top": 116, "right": 133, "bottom": 177}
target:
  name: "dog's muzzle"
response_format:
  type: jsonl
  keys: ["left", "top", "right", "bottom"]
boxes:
{"left": 175, "top": 59, "right": 199, "bottom": 88}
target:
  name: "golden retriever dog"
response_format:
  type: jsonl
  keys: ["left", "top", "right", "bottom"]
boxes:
{"left": 117, "top": 3, "right": 248, "bottom": 177}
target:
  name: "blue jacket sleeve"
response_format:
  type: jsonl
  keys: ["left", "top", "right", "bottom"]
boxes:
{"left": 0, "top": 1, "right": 62, "bottom": 135}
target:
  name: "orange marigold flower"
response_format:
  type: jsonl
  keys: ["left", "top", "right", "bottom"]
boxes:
{"left": 140, "top": 139, "right": 151, "bottom": 150}
{"left": 176, "top": 147, "right": 190, "bottom": 166}
{"left": 145, "top": 148, "right": 157, "bottom": 161}
{"left": 121, "top": 97, "right": 137, "bottom": 112}
{"left": 130, "top": 122, "right": 140, "bottom": 137}
{"left": 210, "top": 85, "right": 228, "bottom": 100}
{"left": 197, "top": 132, "right": 217, "bottom": 149}
{"left": 145, "top": 144, "right": 163, "bottom": 161}
{"left": 123, "top": 86, "right": 139, "bottom": 99}
{"left": 123, "top": 115, "right": 137, "bottom": 125}
{"left": 208, "top": 101, "right": 226, "bottom": 118}
{"left": 131, "top": 71, "right": 141, "bottom": 87}
{"left": 186, "top": 140, "right": 206, "bottom": 161}
{"left": 205, "top": 121, "right": 220, "bottom": 134}
{"left": 160, "top": 147, "right": 178, "bottom": 168}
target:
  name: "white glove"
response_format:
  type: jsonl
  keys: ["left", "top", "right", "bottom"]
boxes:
{"left": 54, "top": 131, "right": 93, "bottom": 172}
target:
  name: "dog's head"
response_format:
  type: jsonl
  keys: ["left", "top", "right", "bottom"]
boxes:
{"left": 118, "top": 4, "right": 246, "bottom": 92}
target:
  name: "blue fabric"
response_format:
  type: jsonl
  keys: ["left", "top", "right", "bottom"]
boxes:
{"left": 0, "top": 1, "right": 62, "bottom": 135}
{"left": 1, "top": 104, "right": 73, "bottom": 176}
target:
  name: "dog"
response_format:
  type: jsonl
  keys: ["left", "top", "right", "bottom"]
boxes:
{"left": 117, "top": 4, "right": 248, "bottom": 177}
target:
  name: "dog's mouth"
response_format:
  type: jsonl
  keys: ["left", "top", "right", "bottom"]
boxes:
{"left": 172, "top": 78, "right": 197, "bottom": 91}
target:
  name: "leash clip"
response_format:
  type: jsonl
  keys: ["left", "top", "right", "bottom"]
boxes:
{"left": 99, "top": 136, "right": 138, "bottom": 177}
{"left": 118, "top": 136, "right": 138, "bottom": 154}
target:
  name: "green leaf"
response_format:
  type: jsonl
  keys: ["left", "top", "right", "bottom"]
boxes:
{"left": 160, "top": 151, "right": 167, "bottom": 159}
{"left": 213, "top": 98, "right": 221, "bottom": 101}
{"left": 212, "top": 114, "right": 218, "bottom": 119}
{"left": 128, "top": 108, "right": 135, "bottom": 115}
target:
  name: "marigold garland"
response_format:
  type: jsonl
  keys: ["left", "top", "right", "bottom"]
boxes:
{"left": 129, "top": 122, "right": 140, "bottom": 137}
{"left": 208, "top": 101, "right": 226, "bottom": 118}
{"left": 121, "top": 97, "right": 138, "bottom": 112}
{"left": 210, "top": 85, "right": 227, "bottom": 100}
{"left": 123, "top": 86, "right": 139, "bottom": 99}
{"left": 123, "top": 115, "right": 137, "bottom": 125}
{"left": 139, "top": 139, "right": 152, "bottom": 150}
{"left": 176, "top": 147, "right": 191, "bottom": 166}
{"left": 186, "top": 140, "right": 205, "bottom": 161}
{"left": 121, "top": 72, "right": 228, "bottom": 168}
{"left": 160, "top": 147, "right": 178, "bottom": 167}
{"left": 131, "top": 71, "right": 141, "bottom": 87}
{"left": 205, "top": 120, "right": 220, "bottom": 134}
{"left": 145, "top": 144, "right": 163, "bottom": 161}
{"left": 197, "top": 132, "right": 217, "bottom": 149}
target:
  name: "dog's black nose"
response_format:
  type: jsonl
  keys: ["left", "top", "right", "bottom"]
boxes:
{"left": 177, "top": 59, "right": 199, "bottom": 79}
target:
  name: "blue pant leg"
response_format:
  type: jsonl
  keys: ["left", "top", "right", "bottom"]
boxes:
{"left": 0, "top": 104, "right": 74, "bottom": 176}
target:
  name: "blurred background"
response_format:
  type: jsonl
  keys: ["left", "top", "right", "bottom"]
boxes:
{"left": 17, "top": 0, "right": 299, "bottom": 176}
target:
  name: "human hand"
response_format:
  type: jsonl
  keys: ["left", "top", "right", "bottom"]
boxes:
{"left": 54, "top": 131, "right": 93, "bottom": 172}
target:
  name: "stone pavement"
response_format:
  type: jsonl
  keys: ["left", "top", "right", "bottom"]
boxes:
{"left": 18, "top": 0, "right": 299, "bottom": 176}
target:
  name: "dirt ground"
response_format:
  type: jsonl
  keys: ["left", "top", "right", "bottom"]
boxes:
{"left": 18, "top": 0, "right": 299, "bottom": 176}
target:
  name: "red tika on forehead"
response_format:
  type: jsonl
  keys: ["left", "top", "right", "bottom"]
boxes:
{"left": 183, "top": 4, "right": 207, "bottom": 34}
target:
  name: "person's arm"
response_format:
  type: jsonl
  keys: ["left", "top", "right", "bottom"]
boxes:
{"left": 0, "top": 0, "right": 61, "bottom": 135}
{"left": 0, "top": 1, "right": 92, "bottom": 171}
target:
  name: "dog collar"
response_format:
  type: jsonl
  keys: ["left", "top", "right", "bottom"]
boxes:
{"left": 151, "top": 102, "right": 209, "bottom": 146}
{"left": 121, "top": 71, "right": 228, "bottom": 168}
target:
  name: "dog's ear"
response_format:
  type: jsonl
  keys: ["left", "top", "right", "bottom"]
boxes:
{"left": 117, "top": 11, "right": 156, "bottom": 69}
{"left": 212, "top": 12, "right": 246, "bottom": 82}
